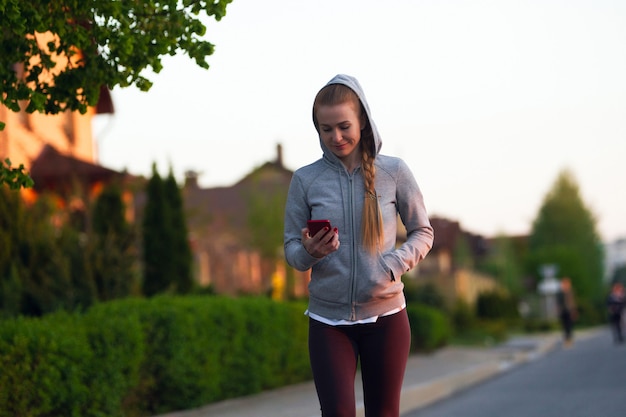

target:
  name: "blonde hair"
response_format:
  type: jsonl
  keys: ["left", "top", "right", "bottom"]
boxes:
{"left": 313, "top": 83, "right": 384, "bottom": 253}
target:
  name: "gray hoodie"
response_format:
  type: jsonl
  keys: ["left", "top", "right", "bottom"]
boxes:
{"left": 283, "top": 74, "right": 434, "bottom": 321}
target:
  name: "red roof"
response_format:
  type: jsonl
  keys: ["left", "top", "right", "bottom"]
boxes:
{"left": 30, "top": 145, "right": 124, "bottom": 192}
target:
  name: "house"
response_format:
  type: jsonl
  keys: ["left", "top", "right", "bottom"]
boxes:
{"left": 416, "top": 216, "right": 501, "bottom": 306}
{"left": 182, "top": 144, "right": 310, "bottom": 298}
{"left": 183, "top": 149, "right": 501, "bottom": 303}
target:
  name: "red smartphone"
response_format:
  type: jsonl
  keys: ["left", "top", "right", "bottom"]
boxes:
{"left": 307, "top": 219, "right": 332, "bottom": 236}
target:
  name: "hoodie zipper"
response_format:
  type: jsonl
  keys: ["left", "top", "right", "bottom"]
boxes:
{"left": 348, "top": 173, "right": 358, "bottom": 320}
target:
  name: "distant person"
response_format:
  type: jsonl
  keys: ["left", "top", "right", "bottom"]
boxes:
{"left": 556, "top": 277, "right": 577, "bottom": 347}
{"left": 283, "top": 74, "right": 434, "bottom": 416}
{"left": 606, "top": 281, "right": 625, "bottom": 344}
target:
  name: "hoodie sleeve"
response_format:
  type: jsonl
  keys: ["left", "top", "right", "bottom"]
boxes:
{"left": 385, "top": 158, "right": 434, "bottom": 278}
{"left": 283, "top": 172, "right": 322, "bottom": 271}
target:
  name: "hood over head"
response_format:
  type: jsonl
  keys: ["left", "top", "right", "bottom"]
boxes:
{"left": 313, "top": 74, "right": 382, "bottom": 160}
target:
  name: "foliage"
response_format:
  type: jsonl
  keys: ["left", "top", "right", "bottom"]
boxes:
{"left": 452, "top": 234, "right": 474, "bottom": 269}
{"left": 91, "top": 182, "right": 139, "bottom": 301}
{"left": 449, "top": 297, "right": 514, "bottom": 346}
{"left": 1, "top": 180, "right": 141, "bottom": 317}
{"left": 142, "top": 164, "right": 194, "bottom": 296}
{"left": 142, "top": 165, "right": 172, "bottom": 296}
{"left": 0, "top": 188, "right": 97, "bottom": 316}
{"left": 0, "top": 313, "right": 93, "bottom": 417}
{"left": 0, "top": 159, "right": 34, "bottom": 189}
{"left": 573, "top": 297, "right": 604, "bottom": 327}
{"left": 526, "top": 169, "right": 604, "bottom": 302}
{"left": 0, "top": 187, "right": 21, "bottom": 316}
{"left": 404, "top": 282, "right": 447, "bottom": 310}
{"left": 477, "top": 235, "right": 525, "bottom": 294}
{"left": 0, "top": 0, "right": 232, "bottom": 115}
{"left": 451, "top": 299, "right": 476, "bottom": 331}
{"left": 406, "top": 303, "right": 452, "bottom": 352}
{"left": 0, "top": 295, "right": 456, "bottom": 416}
{"left": 475, "top": 290, "right": 520, "bottom": 320}
{"left": 0, "top": 0, "right": 232, "bottom": 187}
{"left": 611, "top": 265, "right": 626, "bottom": 285}
{"left": 164, "top": 170, "right": 193, "bottom": 293}
{"left": 246, "top": 177, "right": 288, "bottom": 260}
{"left": 0, "top": 296, "right": 311, "bottom": 417}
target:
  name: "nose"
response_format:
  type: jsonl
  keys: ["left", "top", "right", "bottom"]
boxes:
{"left": 330, "top": 128, "right": 342, "bottom": 142}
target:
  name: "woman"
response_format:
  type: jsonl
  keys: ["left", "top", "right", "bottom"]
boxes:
{"left": 607, "top": 281, "right": 625, "bottom": 344}
{"left": 284, "top": 74, "right": 434, "bottom": 416}
{"left": 556, "top": 277, "right": 577, "bottom": 347}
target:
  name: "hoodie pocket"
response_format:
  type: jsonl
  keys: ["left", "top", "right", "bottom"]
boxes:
{"left": 309, "top": 254, "right": 351, "bottom": 304}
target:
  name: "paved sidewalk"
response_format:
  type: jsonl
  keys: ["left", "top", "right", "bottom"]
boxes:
{"left": 156, "top": 329, "right": 600, "bottom": 417}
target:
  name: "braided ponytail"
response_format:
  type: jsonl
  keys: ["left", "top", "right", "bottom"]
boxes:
{"left": 360, "top": 128, "right": 384, "bottom": 253}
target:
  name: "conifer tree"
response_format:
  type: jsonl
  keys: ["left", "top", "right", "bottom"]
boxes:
{"left": 0, "top": 187, "right": 24, "bottom": 316}
{"left": 142, "top": 164, "right": 173, "bottom": 296}
{"left": 527, "top": 169, "right": 604, "bottom": 302}
{"left": 91, "top": 182, "right": 139, "bottom": 300}
{"left": 164, "top": 169, "right": 193, "bottom": 294}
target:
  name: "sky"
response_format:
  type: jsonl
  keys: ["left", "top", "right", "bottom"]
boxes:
{"left": 93, "top": 0, "right": 626, "bottom": 243}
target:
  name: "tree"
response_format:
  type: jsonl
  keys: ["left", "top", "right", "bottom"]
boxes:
{"left": 478, "top": 235, "right": 525, "bottom": 294}
{"left": 247, "top": 183, "right": 287, "bottom": 260}
{"left": 164, "top": 169, "right": 193, "bottom": 294}
{"left": 91, "top": 181, "right": 139, "bottom": 300}
{"left": 611, "top": 265, "right": 626, "bottom": 286}
{"left": 0, "top": 187, "right": 97, "bottom": 316}
{"left": 0, "top": 0, "right": 233, "bottom": 187}
{"left": 0, "top": 186, "right": 25, "bottom": 316}
{"left": 142, "top": 165, "right": 194, "bottom": 296}
{"left": 526, "top": 169, "right": 604, "bottom": 302}
{"left": 142, "top": 164, "right": 172, "bottom": 296}
{"left": 246, "top": 173, "right": 289, "bottom": 298}
{"left": 0, "top": 159, "right": 34, "bottom": 189}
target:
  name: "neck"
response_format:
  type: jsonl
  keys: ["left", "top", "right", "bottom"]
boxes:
{"left": 340, "top": 150, "right": 362, "bottom": 173}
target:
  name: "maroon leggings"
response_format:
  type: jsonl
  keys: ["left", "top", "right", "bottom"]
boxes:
{"left": 308, "top": 309, "right": 411, "bottom": 417}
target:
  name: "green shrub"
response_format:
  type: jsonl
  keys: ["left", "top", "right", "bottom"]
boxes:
{"left": 574, "top": 297, "right": 604, "bottom": 327}
{"left": 82, "top": 301, "right": 145, "bottom": 417}
{"left": 475, "top": 290, "right": 519, "bottom": 320}
{"left": 0, "top": 313, "right": 92, "bottom": 417}
{"left": 404, "top": 282, "right": 447, "bottom": 310}
{"left": 406, "top": 303, "right": 452, "bottom": 352}
{"left": 451, "top": 299, "right": 476, "bottom": 332}
{"left": 0, "top": 295, "right": 313, "bottom": 416}
{"left": 522, "top": 318, "right": 557, "bottom": 333}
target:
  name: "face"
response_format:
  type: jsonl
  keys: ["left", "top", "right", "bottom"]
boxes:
{"left": 316, "top": 101, "right": 364, "bottom": 166}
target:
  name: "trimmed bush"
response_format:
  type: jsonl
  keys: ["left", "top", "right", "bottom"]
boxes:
{"left": 0, "top": 296, "right": 451, "bottom": 416}
{"left": 0, "top": 313, "right": 93, "bottom": 417}
{"left": 82, "top": 300, "right": 145, "bottom": 417}
{"left": 476, "top": 290, "right": 519, "bottom": 320}
{"left": 406, "top": 303, "right": 452, "bottom": 352}
{"left": 0, "top": 296, "right": 311, "bottom": 417}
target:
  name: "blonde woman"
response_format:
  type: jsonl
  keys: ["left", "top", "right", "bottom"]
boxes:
{"left": 284, "top": 74, "right": 434, "bottom": 416}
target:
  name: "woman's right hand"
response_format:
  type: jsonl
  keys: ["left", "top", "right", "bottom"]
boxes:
{"left": 302, "top": 227, "right": 340, "bottom": 258}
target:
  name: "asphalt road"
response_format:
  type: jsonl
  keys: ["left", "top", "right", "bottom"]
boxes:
{"left": 402, "top": 328, "right": 626, "bottom": 417}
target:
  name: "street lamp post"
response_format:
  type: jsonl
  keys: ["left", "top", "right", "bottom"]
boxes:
{"left": 538, "top": 264, "right": 560, "bottom": 320}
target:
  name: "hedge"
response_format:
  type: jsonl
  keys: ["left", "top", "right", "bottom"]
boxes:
{"left": 407, "top": 303, "right": 452, "bottom": 352}
{"left": 0, "top": 296, "right": 448, "bottom": 416}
